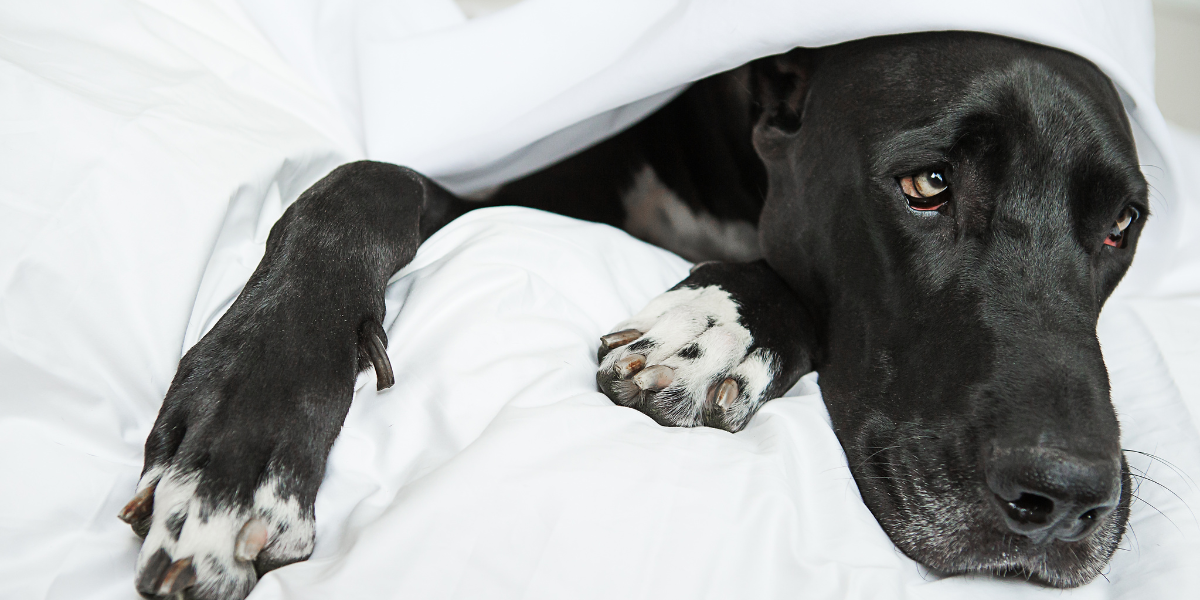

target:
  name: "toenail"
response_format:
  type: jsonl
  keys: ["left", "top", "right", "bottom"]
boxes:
{"left": 158, "top": 557, "right": 196, "bottom": 596}
{"left": 601, "top": 329, "right": 642, "bottom": 351}
{"left": 235, "top": 518, "right": 269, "bottom": 562}
{"left": 616, "top": 354, "right": 646, "bottom": 378}
{"left": 118, "top": 482, "right": 156, "bottom": 525}
{"left": 634, "top": 365, "right": 674, "bottom": 391}
{"left": 136, "top": 548, "right": 173, "bottom": 596}
{"left": 716, "top": 378, "right": 739, "bottom": 409}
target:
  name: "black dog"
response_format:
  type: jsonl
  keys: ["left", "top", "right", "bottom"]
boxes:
{"left": 120, "top": 32, "right": 1147, "bottom": 598}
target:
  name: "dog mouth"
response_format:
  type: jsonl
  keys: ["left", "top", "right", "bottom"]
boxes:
{"left": 849, "top": 424, "right": 1131, "bottom": 588}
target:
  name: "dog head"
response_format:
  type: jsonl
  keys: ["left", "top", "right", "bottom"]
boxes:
{"left": 755, "top": 32, "right": 1146, "bottom": 586}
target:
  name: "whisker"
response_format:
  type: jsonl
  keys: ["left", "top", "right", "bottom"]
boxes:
{"left": 854, "top": 444, "right": 905, "bottom": 468}
{"left": 1124, "top": 448, "right": 1198, "bottom": 490}
{"left": 1142, "top": 180, "right": 1167, "bottom": 208}
{"left": 1131, "top": 493, "right": 1181, "bottom": 534}
{"left": 1126, "top": 521, "right": 1141, "bottom": 557}
{"left": 1127, "top": 473, "right": 1197, "bottom": 528}
{"left": 819, "top": 432, "right": 936, "bottom": 475}
{"left": 820, "top": 465, "right": 854, "bottom": 475}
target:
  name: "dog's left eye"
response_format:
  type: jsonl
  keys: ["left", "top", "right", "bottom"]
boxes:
{"left": 899, "top": 170, "right": 949, "bottom": 211}
{"left": 1103, "top": 205, "right": 1140, "bottom": 249}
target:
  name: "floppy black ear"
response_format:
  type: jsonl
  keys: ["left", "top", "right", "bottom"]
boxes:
{"left": 751, "top": 48, "right": 814, "bottom": 134}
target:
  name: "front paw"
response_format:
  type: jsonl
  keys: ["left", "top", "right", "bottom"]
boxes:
{"left": 596, "top": 285, "right": 779, "bottom": 432}
{"left": 120, "top": 467, "right": 314, "bottom": 600}
{"left": 118, "top": 312, "right": 382, "bottom": 598}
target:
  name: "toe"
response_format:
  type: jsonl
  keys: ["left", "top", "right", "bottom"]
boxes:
{"left": 158, "top": 557, "right": 198, "bottom": 596}
{"left": 598, "top": 329, "right": 642, "bottom": 360}
{"left": 135, "top": 549, "right": 173, "bottom": 596}
{"left": 119, "top": 480, "right": 157, "bottom": 538}
{"left": 127, "top": 472, "right": 318, "bottom": 600}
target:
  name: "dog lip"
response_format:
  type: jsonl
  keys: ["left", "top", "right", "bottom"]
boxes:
{"left": 853, "top": 428, "right": 1128, "bottom": 587}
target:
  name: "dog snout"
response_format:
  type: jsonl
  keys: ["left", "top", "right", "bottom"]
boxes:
{"left": 984, "top": 445, "right": 1121, "bottom": 543}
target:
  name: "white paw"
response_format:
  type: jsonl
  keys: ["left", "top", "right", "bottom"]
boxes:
{"left": 596, "top": 285, "right": 778, "bottom": 431}
{"left": 122, "top": 467, "right": 315, "bottom": 599}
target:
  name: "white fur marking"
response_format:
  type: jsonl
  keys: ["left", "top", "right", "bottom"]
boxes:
{"left": 621, "top": 165, "right": 761, "bottom": 262}
{"left": 600, "top": 284, "right": 778, "bottom": 430}
{"left": 135, "top": 469, "right": 314, "bottom": 599}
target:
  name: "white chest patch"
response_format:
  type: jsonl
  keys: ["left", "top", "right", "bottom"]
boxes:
{"left": 621, "top": 165, "right": 761, "bottom": 263}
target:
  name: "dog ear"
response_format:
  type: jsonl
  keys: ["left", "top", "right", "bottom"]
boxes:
{"left": 751, "top": 48, "right": 814, "bottom": 134}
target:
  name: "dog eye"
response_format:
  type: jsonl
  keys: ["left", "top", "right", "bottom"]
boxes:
{"left": 899, "top": 170, "right": 949, "bottom": 211}
{"left": 1103, "top": 205, "right": 1140, "bottom": 249}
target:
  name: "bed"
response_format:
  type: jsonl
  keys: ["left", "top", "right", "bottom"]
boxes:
{"left": 2, "top": 0, "right": 1199, "bottom": 598}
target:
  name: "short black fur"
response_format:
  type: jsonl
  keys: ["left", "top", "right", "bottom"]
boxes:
{"left": 127, "top": 32, "right": 1148, "bottom": 599}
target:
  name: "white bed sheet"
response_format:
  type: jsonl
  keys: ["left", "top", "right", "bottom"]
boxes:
{"left": 1, "top": 1, "right": 1198, "bottom": 599}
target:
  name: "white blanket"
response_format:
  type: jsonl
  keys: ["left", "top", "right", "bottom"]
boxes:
{"left": 1, "top": 1, "right": 1198, "bottom": 599}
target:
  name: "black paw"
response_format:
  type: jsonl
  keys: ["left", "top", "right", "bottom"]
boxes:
{"left": 596, "top": 285, "right": 780, "bottom": 432}
{"left": 121, "top": 305, "right": 393, "bottom": 599}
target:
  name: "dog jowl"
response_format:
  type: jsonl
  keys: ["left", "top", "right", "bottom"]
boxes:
{"left": 124, "top": 32, "right": 1148, "bottom": 599}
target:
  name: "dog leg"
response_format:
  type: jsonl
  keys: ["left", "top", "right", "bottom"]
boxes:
{"left": 121, "top": 161, "right": 465, "bottom": 600}
{"left": 596, "top": 261, "right": 816, "bottom": 431}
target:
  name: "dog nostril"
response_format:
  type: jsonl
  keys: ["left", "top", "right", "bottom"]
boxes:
{"left": 1079, "top": 507, "right": 1104, "bottom": 524}
{"left": 985, "top": 444, "right": 1121, "bottom": 543}
{"left": 999, "top": 492, "right": 1055, "bottom": 526}
{"left": 1056, "top": 504, "right": 1115, "bottom": 542}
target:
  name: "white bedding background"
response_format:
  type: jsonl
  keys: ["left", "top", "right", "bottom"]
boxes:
{"left": 2, "top": 1, "right": 1199, "bottom": 599}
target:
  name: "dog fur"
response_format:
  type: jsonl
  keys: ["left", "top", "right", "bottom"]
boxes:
{"left": 123, "top": 32, "right": 1148, "bottom": 598}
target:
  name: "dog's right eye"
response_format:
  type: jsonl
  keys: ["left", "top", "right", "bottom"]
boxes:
{"left": 899, "top": 170, "right": 949, "bottom": 211}
{"left": 1103, "top": 205, "right": 1140, "bottom": 249}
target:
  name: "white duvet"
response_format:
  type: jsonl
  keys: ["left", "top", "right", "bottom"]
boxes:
{"left": 2, "top": 1, "right": 1199, "bottom": 599}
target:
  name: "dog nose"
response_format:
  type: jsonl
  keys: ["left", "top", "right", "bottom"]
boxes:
{"left": 984, "top": 445, "right": 1121, "bottom": 543}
